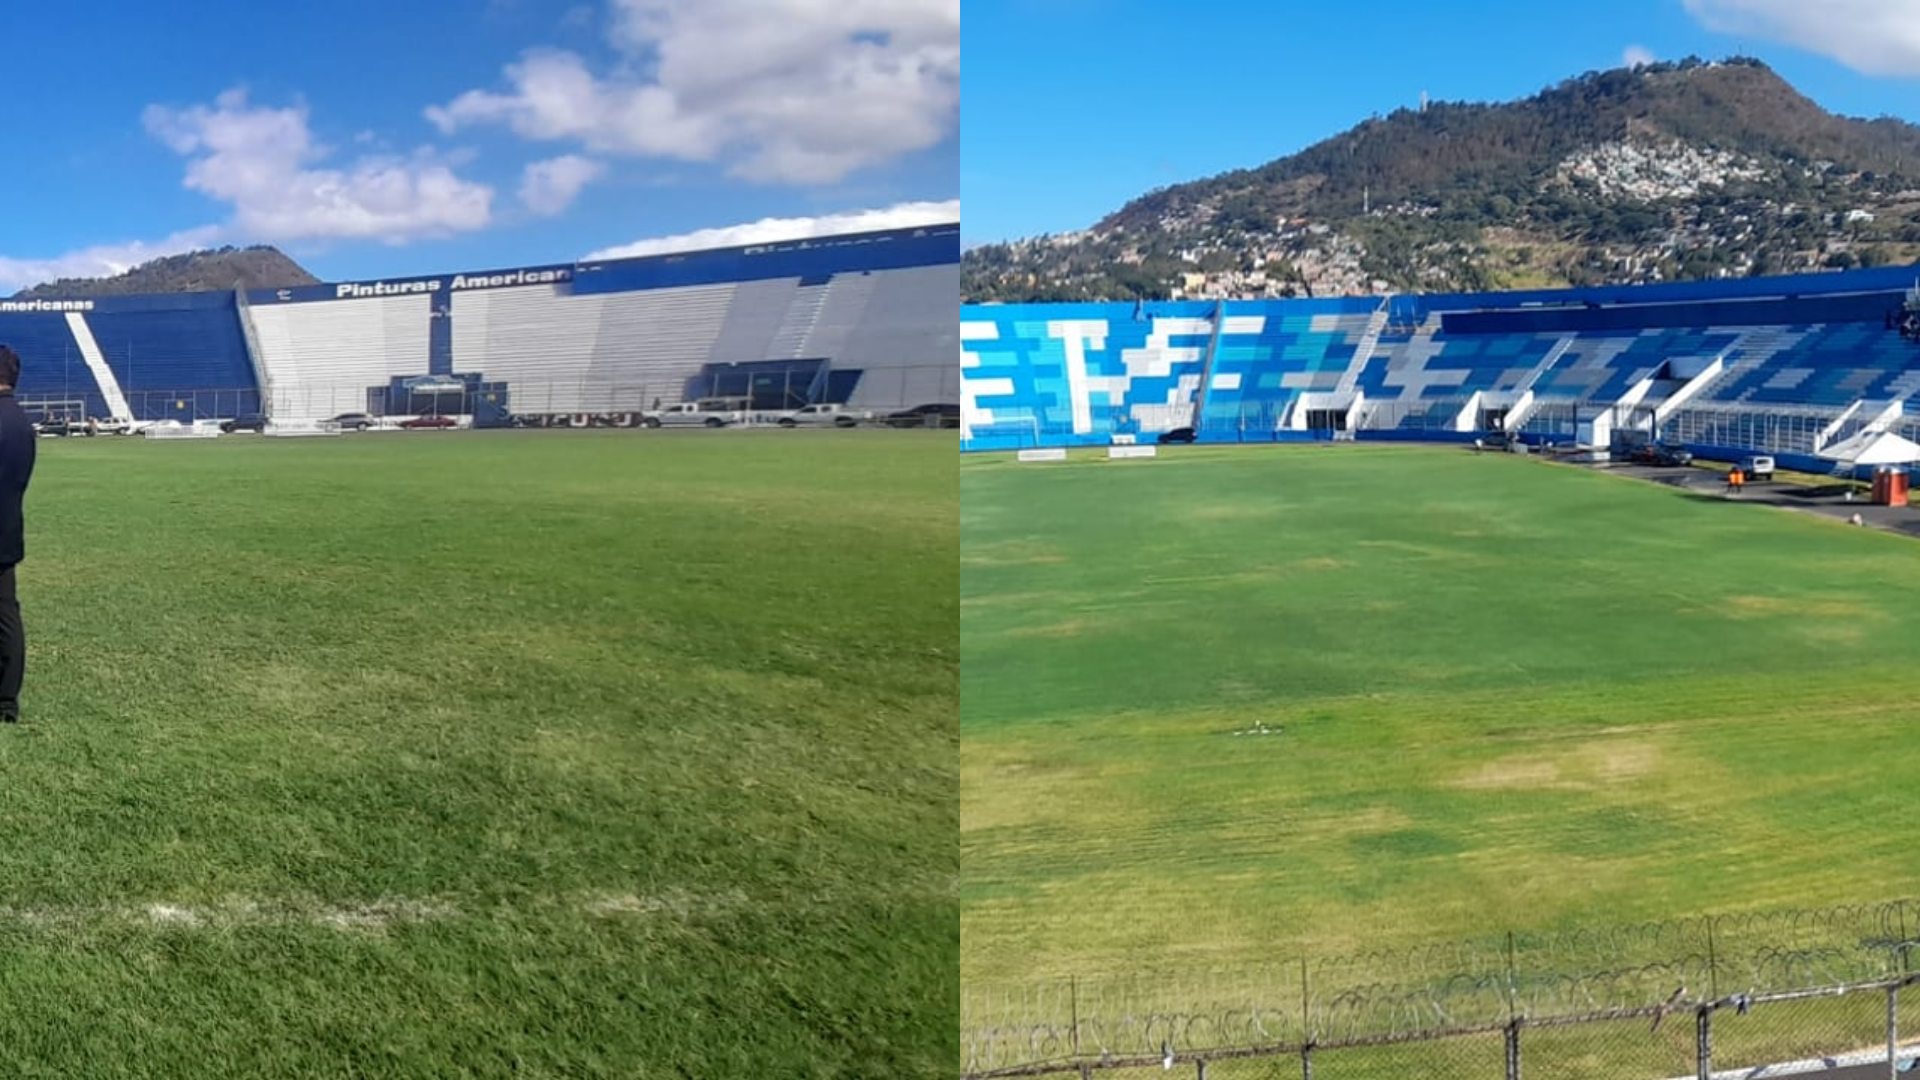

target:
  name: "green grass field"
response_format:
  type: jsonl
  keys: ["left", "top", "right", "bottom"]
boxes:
{"left": 0, "top": 429, "right": 954, "bottom": 1078}
{"left": 961, "top": 443, "right": 1920, "bottom": 996}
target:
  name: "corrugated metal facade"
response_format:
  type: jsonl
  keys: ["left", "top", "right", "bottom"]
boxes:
{"left": 0, "top": 223, "right": 960, "bottom": 421}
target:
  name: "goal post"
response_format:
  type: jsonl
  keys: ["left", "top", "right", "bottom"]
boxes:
{"left": 18, "top": 398, "right": 87, "bottom": 424}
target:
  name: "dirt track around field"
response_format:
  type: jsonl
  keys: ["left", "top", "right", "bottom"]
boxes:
{"left": 1567, "top": 458, "right": 1920, "bottom": 539}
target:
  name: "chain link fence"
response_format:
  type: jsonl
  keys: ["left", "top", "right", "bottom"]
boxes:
{"left": 18, "top": 367, "right": 957, "bottom": 427}
{"left": 965, "top": 898, "right": 1920, "bottom": 1078}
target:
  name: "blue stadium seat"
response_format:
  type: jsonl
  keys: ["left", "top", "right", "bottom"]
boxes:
{"left": 960, "top": 264, "right": 1920, "bottom": 452}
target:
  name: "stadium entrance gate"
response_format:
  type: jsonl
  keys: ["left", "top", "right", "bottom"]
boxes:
{"left": 1304, "top": 408, "right": 1349, "bottom": 433}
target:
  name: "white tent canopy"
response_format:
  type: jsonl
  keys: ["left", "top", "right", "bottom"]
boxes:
{"left": 1822, "top": 430, "right": 1920, "bottom": 466}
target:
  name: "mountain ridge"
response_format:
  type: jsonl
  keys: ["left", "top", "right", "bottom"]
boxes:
{"left": 14, "top": 246, "right": 320, "bottom": 300}
{"left": 963, "top": 57, "right": 1920, "bottom": 303}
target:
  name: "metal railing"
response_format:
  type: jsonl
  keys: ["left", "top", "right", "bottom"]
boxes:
{"left": 1659, "top": 403, "right": 1846, "bottom": 456}
{"left": 965, "top": 399, "right": 1869, "bottom": 458}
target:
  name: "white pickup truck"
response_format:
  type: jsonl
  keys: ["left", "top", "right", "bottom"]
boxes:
{"left": 645, "top": 400, "right": 746, "bottom": 428}
{"left": 772, "top": 403, "right": 868, "bottom": 428}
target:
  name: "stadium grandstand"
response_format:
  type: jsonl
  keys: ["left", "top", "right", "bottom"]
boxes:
{"left": 0, "top": 223, "right": 959, "bottom": 430}
{"left": 959, "top": 263, "right": 1920, "bottom": 472}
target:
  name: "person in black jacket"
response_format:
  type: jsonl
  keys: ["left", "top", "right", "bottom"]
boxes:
{"left": 0, "top": 346, "right": 36, "bottom": 722}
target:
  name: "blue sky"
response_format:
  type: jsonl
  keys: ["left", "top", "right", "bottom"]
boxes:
{"left": 0, "top": 0, "right": 958, "bottom": 291}
{"left": 964, "top": 0, "right": 1920, "bottom": 245}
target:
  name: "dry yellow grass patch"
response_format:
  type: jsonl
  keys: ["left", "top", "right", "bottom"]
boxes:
{"left": 961, "top": 539, "right": 1068, "bottom": 567}
{"left": 1452, "top": 737, "right": 1663, "bottom": 792}
{"left": 1724, "top": 594, "right": 1885, "bottom": 620}
{"left": 1004, "top": 617, "right": 1094, "bottom": 639}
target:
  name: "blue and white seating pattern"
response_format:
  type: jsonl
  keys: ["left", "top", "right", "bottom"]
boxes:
{"left": 961, "top": 264, "right": 1920, "bottom": 451}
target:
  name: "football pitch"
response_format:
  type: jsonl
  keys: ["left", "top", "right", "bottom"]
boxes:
{"left": 0, "top": 429, "right": 955, "bottom": 1078}
{"left": 962, "top": 443, "right": 1920, "bottom": 995}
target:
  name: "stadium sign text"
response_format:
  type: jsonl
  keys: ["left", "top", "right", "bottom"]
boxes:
{"left": 0, "top": 299, "right": 93, "bottom": 313}
{"left": 334, "top": 267, "right": 571, "bottom": 300}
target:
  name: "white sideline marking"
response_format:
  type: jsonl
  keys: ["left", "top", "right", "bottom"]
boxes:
{"left": 0, "top": 898, "right": 454, "bottom": 930}
{"left": 582, "top": 890, "right": 752, "bottom": 918}
{"left": 0, "top": 889, "right": 893, "bottom": 931}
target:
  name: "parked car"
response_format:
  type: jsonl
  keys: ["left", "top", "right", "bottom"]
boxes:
{"left": 33, "top": 418, "right": 72, "bottom": 437}
{"left": 1741, "top": 454, "right": 1775, "bottom": 481}
{"left": 648, "top": 401, "right": 742, "bottom": 428}
{"left": 775, "top": 403, "right": 863, "bottom": 428}
{"left": 399, "top": 415, "right": 457, "bottom": 430}
{"left": 219, "top": 414, "right": 268, "bottom": 434}
{"left": 1630, "top": 442, "right": 1694, "bottom": 467}
{"left": 882, "top": 403, "right": 960, "bottom": 428}
{"left": 328, "top": 412, "right": 376, "bottom": 431}
{"left": 1157, "top": 426, "right": 1197, "bottom": 444}
{"left": 1473, "top": 430, "right": 1515, "bottom": 451}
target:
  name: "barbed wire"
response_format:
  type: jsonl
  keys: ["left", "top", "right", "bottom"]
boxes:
{"left": 962, "top": 896, "right": 1920, "bottom": 1075}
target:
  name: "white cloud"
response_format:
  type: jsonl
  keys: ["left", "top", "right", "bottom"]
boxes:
{"left": 1683, "top": 0, "right": 1920, "bottom": 76}
{"left": 520, "top": 154, "right": 607, "bottom": 215}
{"left": 145, "top": 89, "right": 494, "bottom": 244}
{"left": 584, "top": 198, "right": 957, "bottom": 259}
{"left": 429, "top": 0, "right": 960, "bottom": 184}
{"left": 0, "top": 227, "right": 227, "bottom": 295}
{"left": 1623, "top": 44, "right": 1657, "bottom": 68}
